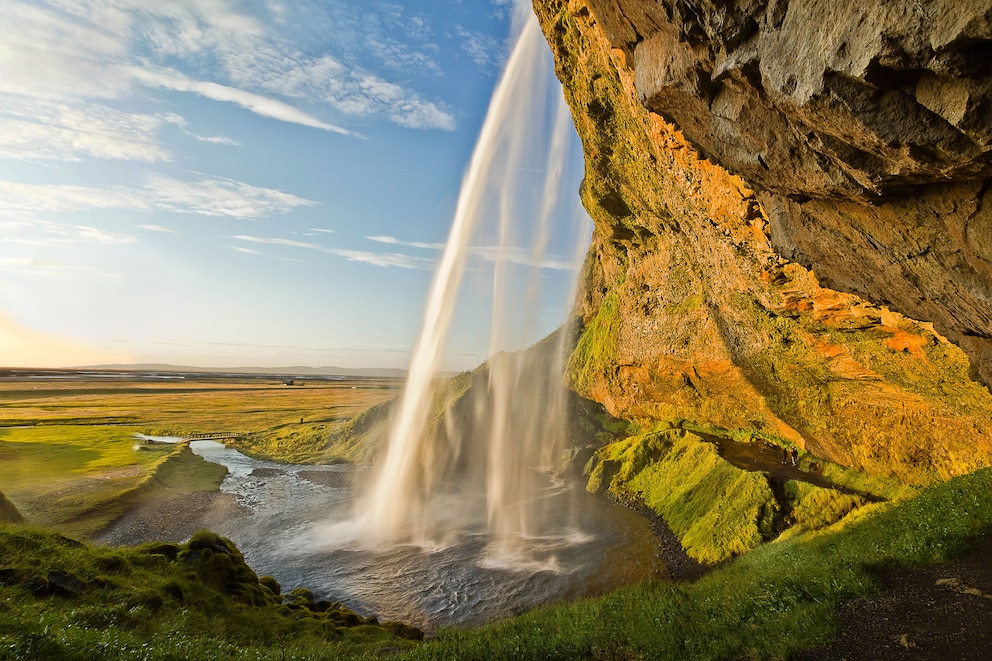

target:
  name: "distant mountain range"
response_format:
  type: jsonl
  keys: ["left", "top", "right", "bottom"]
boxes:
{"left": 79, "top": 363, "right": 409, "bottom": 378}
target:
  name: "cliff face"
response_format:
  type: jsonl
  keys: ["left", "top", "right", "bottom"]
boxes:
{"left": 533, "top": 0, "right": 992, "bottom": 483}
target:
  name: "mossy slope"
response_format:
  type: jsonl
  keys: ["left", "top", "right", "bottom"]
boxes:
{"left": 584, "top": 429, "right": 870, "bottom": 563}
{"left": 0, "top": 527, "right": 420, "bottom": 660}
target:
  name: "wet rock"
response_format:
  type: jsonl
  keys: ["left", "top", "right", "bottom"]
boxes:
{"left": 46, "top": 570, "right": 86, "bottom": 596}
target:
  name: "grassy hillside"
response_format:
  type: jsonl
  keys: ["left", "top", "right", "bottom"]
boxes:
{"left": 0, "top": 527, "right": 420, "bottom": 660}
{"left": 0, "top": 492, "right": 23, "bottom": 524}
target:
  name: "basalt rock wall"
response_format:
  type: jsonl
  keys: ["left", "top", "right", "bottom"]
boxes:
{"left": 532, "top": 0, "right": 992, "bottom": 483}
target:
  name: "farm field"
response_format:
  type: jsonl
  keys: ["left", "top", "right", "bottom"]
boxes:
{"left": 0, "top": 370, "right": 401, "bottom": 537}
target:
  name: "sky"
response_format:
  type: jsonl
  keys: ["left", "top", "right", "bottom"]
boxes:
{"left": 0, "top": 0, "right": 592, "bottom": 371}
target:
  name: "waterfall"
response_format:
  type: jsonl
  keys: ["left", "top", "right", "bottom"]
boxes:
{"left": 359, "top": 2, "right": 591, "bottom": 549}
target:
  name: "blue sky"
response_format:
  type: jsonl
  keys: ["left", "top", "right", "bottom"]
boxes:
{"left": 0, "top": 0, "right": 591, "bottom": 371}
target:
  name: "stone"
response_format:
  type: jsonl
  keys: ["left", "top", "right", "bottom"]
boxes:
{"left": 46, "top": 570, "right": 86, "bottom": 597}
{"left": 532, "top": 0, "right": 992, "bottom": 483}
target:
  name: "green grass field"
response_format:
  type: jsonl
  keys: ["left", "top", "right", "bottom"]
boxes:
{"left": 0, "top": 374, "right": 400, "bottom": 537}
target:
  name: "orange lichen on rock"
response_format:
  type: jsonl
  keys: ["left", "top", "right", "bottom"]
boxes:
{"left": 534, "top": 0, "right": 992, "bottom": 484}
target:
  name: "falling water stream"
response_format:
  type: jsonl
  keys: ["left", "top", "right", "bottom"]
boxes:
{"left": 99, "top": 3, "right": 666, "bottom": 631}
{"left": 361, "top": 5, "right": 584, "bottom": 547}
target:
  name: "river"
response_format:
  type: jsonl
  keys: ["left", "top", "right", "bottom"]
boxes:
{"left": 105, "top": 440, "right": 664, "bottom": 631}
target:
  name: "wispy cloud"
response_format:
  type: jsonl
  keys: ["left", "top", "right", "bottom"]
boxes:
{"left": 366, "top": 234, "right": 579, "bottom": 271}
{"left": 0, "top": 0, "right": 459, "bottom": 169}
{"left": 134, "top": 0, "right": 456, "bottom": 131}
{"left": 0, "top": 99, "right": 172, "bottom": 163}
{"left": 332, "top": 249, "right": 435, "bottom": 269}
{"left": 142, "top": 175, "right": 318, "bottom": 218}
{"left": 230, "top": 234, "right": 435, "bottom": 269}
{"left": 366, "top": 234, "right": 446, "bottom": 250}
{"left": 0, "top": 176, "right": 317, "bottom": 221}
{"left": 0, "top": 218, "right": 134, "bottom": 247}
{"left": 0, "top": 255, "right": 109, "bottom": 275}
{"left": 229, "top": 235, "right": 322, "bottom": 250}
{"left": 132, "top": 67, "right": 357, "bottom": 136}
{"left": 138, "top": 224, "right": 177, "bottom": 233}
{"left": 455, "top": 25, "right": 505, "bottom": 72}
{"left": 161, "top": 113, "right": 240, "bottom": 146}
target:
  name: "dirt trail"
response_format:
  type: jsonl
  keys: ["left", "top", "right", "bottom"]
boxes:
{"left": 793, "top": 534, "right": 992, "bottom": 660}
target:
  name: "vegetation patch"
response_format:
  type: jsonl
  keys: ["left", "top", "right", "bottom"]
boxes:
{"left": 0, "top": 426, "right": 179, "bottom": 537}
{"left": 566, "top": 290, "right": 621, "bottom": 396}
{"left": 586, "top": 430, "right": 778, "bottom": 563}
{"left": 780, "top": 480, "right": 866, "bottom": 537}
{"left": 229, "top": 423, "right": 337, "bottom": 464}
{"left": 0, "top": 492, "right": 23, "bottom": 524}
{"left": 0, "top": 525, "right": 420, "bottom": 660}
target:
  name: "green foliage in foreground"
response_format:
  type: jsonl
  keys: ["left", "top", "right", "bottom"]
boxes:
{"left": 402, "top": 467, "right": 992, "bottom": 660}
{"left": 0, "top": 528, "right": 420, "bottom": 660}
{"left": 2, "top": 469, "right": 991, "bottom": 659}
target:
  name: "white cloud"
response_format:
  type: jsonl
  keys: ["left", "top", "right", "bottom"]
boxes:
{"left": 332, "top": 249, "right": 434, "bottom": 269}
{"left": 132, "top": 67, "right": 357, "bottom": 136}
{"left": 231, "top": 234, "right": 435, "bottom": 269}
{"left": 161, "top": 112, "right": 240, "bottom": 146}
{"left": 366, "top": 234, "right": 445, "bottom": 250}
{"left": 366, "top": 234, "right": 578, "bottom": 271}
{"left": 130, "top": 0, "right": 456, "bottom": 131}
{"left": 0, "top": 256, "right": 63, "bottom": 269}
{"left": 455, "top": 25, "right": 505, "bottom": 71}
{"left": 251, "top": 52, "right": 455, "bottom": 131}
{"left": 0, "top": 1, "right": 131, "bottom": 101}
{"left": 0, "top": 176, "right": 317, "bottom": 221}
{"left": 0, "top": 99, "right": 171, "bottom": 163}
{"left": 0, "top": 0, "right": 459, "bottom": 170}
{"left": 232, "top": 246, "right": 261, "bottom": 254}
{"left": 0, "top": 181, "right": 147, "bottom": 214}
{"left": 138, "top": 224, "right": 177, "bottom": 233}
{"left": 0, "top": 218, "right": 135, "bottom": 247}
{"left": 142, "top": 175, "right": 318, "bottom": 218}
{"left": 229, "top": 235, "right": 323, "bottom": 250}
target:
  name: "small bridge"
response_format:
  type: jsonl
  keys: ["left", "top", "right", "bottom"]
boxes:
{"left": 181, "top": 432, "right": 247, "bottom": 441}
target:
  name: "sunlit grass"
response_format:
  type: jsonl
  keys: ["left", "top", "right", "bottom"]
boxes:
{"left": 0, "top": 426, "right": 178, "bottom": 536}
{"left": 0, "top": 378, "right": 400, "bottom": 436}
{"left": 399, "top": 467, "right": 992, "bottom": 660}
{"left": 0, "top": 376, "right": 399, "bottom": 535}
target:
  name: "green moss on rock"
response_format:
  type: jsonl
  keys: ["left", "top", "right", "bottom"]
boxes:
{"left": 587, "top": 430, "right": 778, "bottom": 563}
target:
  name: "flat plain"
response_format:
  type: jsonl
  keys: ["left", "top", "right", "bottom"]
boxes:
{"left": 0, "top": 371, "right": 400, "bottom": 537}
